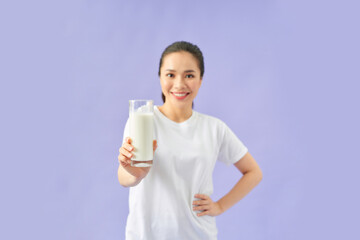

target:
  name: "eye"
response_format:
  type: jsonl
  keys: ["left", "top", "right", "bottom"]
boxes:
{"left": 166, "top": 73, "right": 174, "bottom": 78}
{"left": 185, "top": 74, "right": 194, "bottom": 79}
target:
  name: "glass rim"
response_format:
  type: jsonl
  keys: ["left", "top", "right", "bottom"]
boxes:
{"left": 129, "top": 99, "right": 154, "bottom": 103}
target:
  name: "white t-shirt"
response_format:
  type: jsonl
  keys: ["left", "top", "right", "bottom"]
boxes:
{"left": 122, "top": 106, "right": 248, "bottom": 240}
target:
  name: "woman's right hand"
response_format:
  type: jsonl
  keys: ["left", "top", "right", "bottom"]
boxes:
{"left": 118, "top": 137, "right": 136, "bottom": 167}
{"left": 118, "top": 137, "right": 157, "bottom": 180}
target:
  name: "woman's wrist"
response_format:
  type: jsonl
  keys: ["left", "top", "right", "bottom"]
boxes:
{"left": 216, "top": 201, "right": 226, "bottom": 215}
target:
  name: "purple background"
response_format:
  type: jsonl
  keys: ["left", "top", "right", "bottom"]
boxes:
{"left": 1, "top": 0, "right": 359, "bottom": 239}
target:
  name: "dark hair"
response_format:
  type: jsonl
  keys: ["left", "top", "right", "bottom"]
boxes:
{"left": 158, "top": 41, "right": 204, "bottom": 106}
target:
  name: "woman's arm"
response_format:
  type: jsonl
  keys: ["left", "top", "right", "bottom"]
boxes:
{"left": 217, "top": 152, "right": 262, "bottom": 213}
{"left": 117, "top": 163, "right": 150, "bottom": 187}
{"left": 193, "top": 152, "right": 262, "bottom": 216}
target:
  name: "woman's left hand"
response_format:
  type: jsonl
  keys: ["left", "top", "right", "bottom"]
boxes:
{"left": 193, "top": 194, "right": 223, "bottom": 217}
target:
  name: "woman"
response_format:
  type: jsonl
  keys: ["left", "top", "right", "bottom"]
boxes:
{"left": 118, "top": 41, "right": 263, "bottom": 240}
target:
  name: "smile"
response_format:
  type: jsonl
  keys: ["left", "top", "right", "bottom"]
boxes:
{"left": 171, "top": 92, "right": 190, "bottom": 100}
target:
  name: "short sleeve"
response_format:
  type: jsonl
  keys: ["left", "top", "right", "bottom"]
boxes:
{"left": 218, "top": 122, "right": 248, "bottom": 166}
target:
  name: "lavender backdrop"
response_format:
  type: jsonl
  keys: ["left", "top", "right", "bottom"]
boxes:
{"left": 1, "top": 0, "right": 359, "bottom": 239}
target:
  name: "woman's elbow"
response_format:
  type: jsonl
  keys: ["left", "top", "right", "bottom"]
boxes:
{"left": 255, "top": 168, "right": 263, "bottom": 183}
{"left": 118, "top": 180, "right": 131, "bottom": 188}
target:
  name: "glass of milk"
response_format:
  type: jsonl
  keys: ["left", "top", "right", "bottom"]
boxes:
{"left": 129, "top": 100, "right": 154, "bottom": 167}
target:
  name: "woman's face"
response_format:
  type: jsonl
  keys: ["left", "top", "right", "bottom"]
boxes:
{"left": 160, "top": 51, "right": 202, "bottom": 110}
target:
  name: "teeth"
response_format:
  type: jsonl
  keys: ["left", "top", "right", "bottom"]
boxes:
{"left": 173, "top": 93, "right": 187, "bottom": 97}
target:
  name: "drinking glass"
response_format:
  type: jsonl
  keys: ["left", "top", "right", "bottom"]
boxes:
{"left": 129, "top": 100, "right": 154, "bottom": 167}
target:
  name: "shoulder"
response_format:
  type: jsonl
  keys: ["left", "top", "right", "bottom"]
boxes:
{"left": 195, "top": 111, "right": 227, "bottom": 129}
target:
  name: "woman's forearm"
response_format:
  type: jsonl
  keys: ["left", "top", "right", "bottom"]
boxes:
{"left": 117, "top": 165, "right": 149, "bottom": 187}
{"left": 118, "top": 165, "right": 139, "bottom": 187}
{"left": 217, "top": 169, "right": 263, "bottom": 213}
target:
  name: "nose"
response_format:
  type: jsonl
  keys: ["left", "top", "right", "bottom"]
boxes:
{"left": 173, "top": 76, "right": 186, "bottom": 89}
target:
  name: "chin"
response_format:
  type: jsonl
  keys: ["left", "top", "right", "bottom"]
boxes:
{"left": 170, "top": 100, "right": 192, "bottom": 108}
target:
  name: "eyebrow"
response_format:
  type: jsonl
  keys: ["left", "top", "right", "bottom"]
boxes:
{"left": 165, "top": 69, "right": 196, "bottom": 73}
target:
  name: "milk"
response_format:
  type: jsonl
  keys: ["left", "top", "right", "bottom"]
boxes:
{"left": 129, "top": 112, "right": 154, "bottom": 163}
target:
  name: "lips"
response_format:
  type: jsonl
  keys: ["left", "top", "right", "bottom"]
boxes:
{"left": 171, "top": 92, "right": 190, "bottom": 100}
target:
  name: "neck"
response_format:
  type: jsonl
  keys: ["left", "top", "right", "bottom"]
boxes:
{"left": 158, "top": 102, "right": 193, "bottom": 123}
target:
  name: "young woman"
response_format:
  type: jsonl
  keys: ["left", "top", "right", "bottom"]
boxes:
{"left": 118, "top": 41, "right": 263, "bottom": 240}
